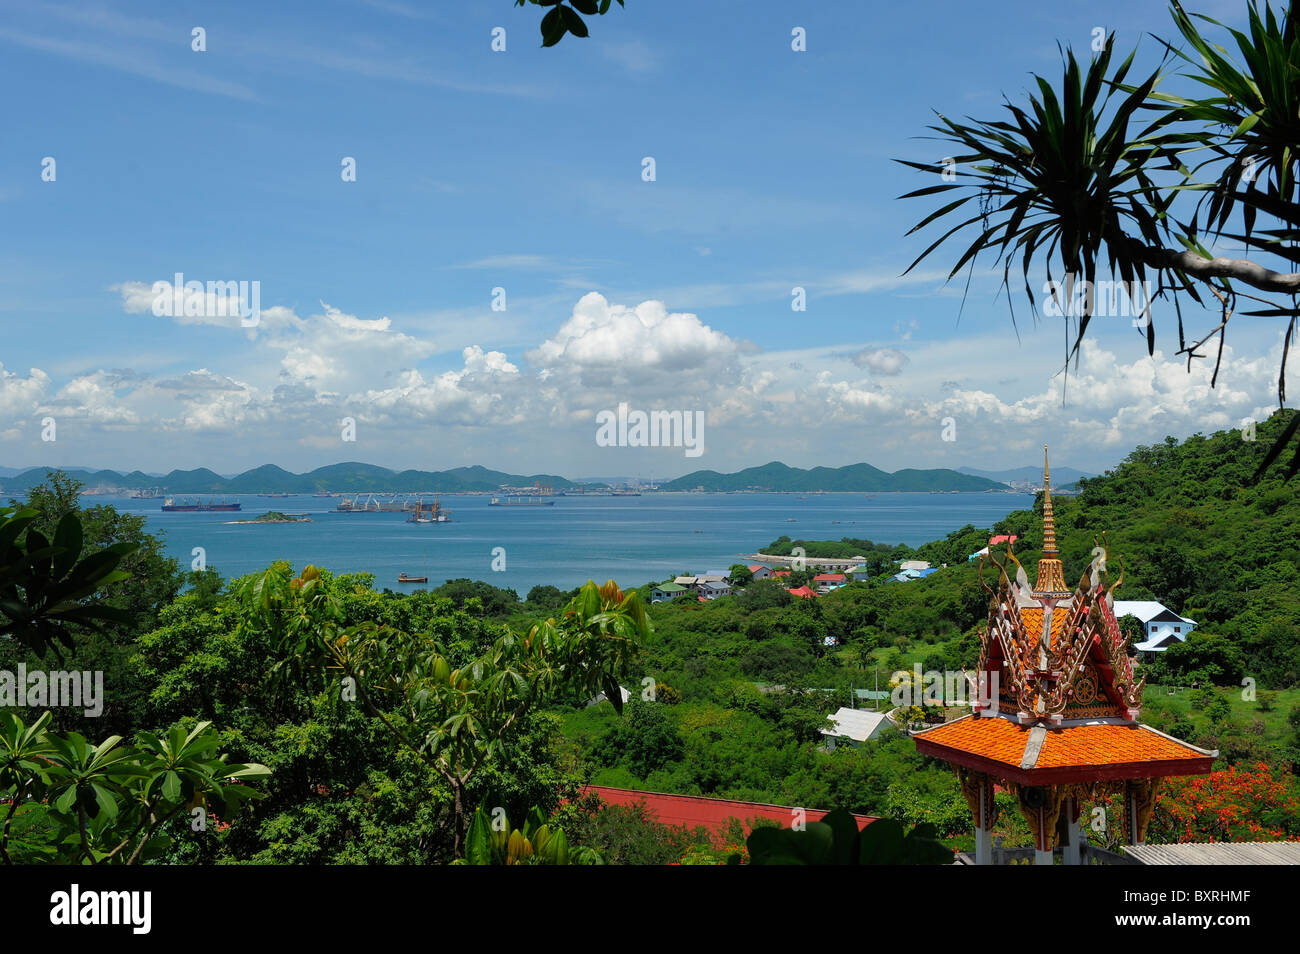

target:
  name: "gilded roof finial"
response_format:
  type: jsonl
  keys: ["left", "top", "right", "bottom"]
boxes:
{"left": 1034, "top": 444, "right": 1068, "bottom": 596}
{"left": 1042, "top": 444, "right": 1057, "bottom": 556}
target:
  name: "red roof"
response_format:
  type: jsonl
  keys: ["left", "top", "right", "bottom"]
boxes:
{"left": 988, "top": 534, "right": 1019, "bottom": 546}
{"left": 771, "top": 569, "right": 791, "bottom": 578}
{"left": 813, "top": 573, "right": 845, "bottom": 583}
{"left": 581, "top": 785, "right": 874, "bottom": 834}
{"left": 748, "top": 564, "right": 767, "bottom": 572}
{"left": 787, "top": 585, "right": 818, "bottom": 598}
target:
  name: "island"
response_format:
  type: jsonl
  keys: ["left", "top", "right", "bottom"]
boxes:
{"left": 224, "top": 511, "right": 312, "bottom": 524}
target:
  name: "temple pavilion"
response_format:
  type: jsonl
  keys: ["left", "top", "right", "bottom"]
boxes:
{"left": 913, "top": 447, "right": 1217, "bottom": 865}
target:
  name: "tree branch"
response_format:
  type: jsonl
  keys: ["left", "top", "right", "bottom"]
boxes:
{"left": 1130, "top": 241, "right": 1300, "bottom": 295}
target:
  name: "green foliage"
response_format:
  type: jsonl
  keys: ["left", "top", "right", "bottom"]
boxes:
{"left": 459, "top": 804, "right": 601, "bottom": 864}
{"left": 515, "top": 0, "right": 625, "bottom": 47}
{"left": 551, "top": 795, "right": 706, "bottom": 865}
{"left": 0, "top": 711, "right": 267, "bottom": 864}
{"left": 592, "top": 696, "right": 684, "bottom": 777}
{"left": 433, "top": 578, "right": 520, "bottom": 616}
{"left": 745, "top": 811, "right": 951, "bottom": 865}
{"left": 236, "top": 569, "right": 648, "bottom": 851}
{"left": 0, "top": 505, "right": 136, "bottom": 660}
{"left": 729, "top": 564, "right": 754, "bottom": 586}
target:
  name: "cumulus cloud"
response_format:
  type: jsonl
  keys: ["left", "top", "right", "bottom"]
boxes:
{"left": 44, "top": 286, "right": 1293, "bottom": 470}
{"left": 849, "top": 346, "right": 908, "bottom": 375}
{"left": 155, "top": 369, "right": 246, "bottom": 391}
{"left": 0, "top": 364, "right": 51, "bottom": 418}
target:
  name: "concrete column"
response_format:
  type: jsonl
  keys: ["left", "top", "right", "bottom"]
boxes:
{"left": 974, "top": 782, "right": 992, "bottom": 865}
{"left": 1061, "top": 798, "right": 1082, "bottom": 866}
{"left": 1034, "top": 849, "right": 1054, "bottom": 865}
{"left": 1127, "top": 788, "right": 1144, "bottom": 846}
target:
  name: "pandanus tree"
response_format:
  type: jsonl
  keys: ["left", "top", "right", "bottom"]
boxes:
{"left": 900, "top": 0, "right": 1300, "bottom": 477}
{"left": 238, "top": 566, "right": 647, "bottom": 855}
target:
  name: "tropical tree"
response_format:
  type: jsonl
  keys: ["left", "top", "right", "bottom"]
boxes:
{"left": 237, "top": 567, "right": 648, "bottom": 852}
{"left": 0, "top": 505, "right": 136, "bottom": 660}
{"left": 900, "top": 1, "right": 1300, "bottom": 476}
{"left": 0, "top": 711, "right": 268, "bottom": 865}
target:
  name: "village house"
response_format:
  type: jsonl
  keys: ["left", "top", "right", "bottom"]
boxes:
{"left": 697, "top": 580, "right": 731, "bottom": 600}
{"left": 1112, "top": 600, "right": 1198, "bottom": 652}
{"left": 747, "top": 564, "right": 771, "bottom": 580}
{"left": 821, "top": 707, "right": 893, "bottom": 748}
{"left": 651, "top": 581, "right": 689, "bottom": 602}
{"left": 812, "top": 572, "right": 846, "bottom": 593}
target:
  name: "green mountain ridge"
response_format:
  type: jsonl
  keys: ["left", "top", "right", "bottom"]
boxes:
{"left": 659, "top": 460, "right": 1007, "bottom": 492}
{"left": 0, "top": 462, "right": 582, "bottom": 495}
{"left": 5, "top": 460, "right": 1011, "bottom": 494}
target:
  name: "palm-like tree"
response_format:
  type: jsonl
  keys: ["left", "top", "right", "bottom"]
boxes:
{"left": 900, "top": 1, "right": 1300, "bottom": 475}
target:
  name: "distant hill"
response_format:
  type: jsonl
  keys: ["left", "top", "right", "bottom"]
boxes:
{"left": 957, "top": 464, "right": 1094, "bottom": 485}
{"left": 657, "top": 461, "right": 1006, "bottom": 492}
{"left": 1, "top": 462, "right": 583, "bottom": 494}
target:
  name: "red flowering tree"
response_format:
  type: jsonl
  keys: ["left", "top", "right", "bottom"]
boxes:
{"left": 1149, "top": 763, "right": 1300, "bottom": 843}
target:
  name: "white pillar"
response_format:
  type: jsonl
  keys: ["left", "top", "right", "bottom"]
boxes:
{"left": 1034, "top": 849, "right": 1053, "bottom": 865}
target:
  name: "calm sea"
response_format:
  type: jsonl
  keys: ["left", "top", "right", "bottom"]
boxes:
{"left": 64, "top": 492, "right": 1035, "bottom": 594}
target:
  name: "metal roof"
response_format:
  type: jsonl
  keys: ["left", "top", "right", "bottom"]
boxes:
{"left": 821, "top": 707, "right": 892, "bottom": 742}
{"left": 1124, "top": 842, "right": 1300, "bottom": 865}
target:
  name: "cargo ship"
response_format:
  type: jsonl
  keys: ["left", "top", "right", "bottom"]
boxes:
{"left": 161, "top": 496, "right": 242, "bottom": 512}
{"left": 489, "top": 482, "right": 555, "bottom": 506}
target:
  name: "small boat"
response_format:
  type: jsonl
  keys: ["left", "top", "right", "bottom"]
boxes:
{"left": 397, "top": 573, "right": 428, "bottom": 583}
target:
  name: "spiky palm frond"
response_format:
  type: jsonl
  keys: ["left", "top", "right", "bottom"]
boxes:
{"left": 898, "top": 37, "right": 1191, "bottom": 367}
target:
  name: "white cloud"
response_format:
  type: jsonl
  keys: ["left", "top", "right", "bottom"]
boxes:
{"left": 0, "top": 364, "right": 50, "bottom": 418}
{"left": 849, "top": 346, "right": 908, "bottom": 375}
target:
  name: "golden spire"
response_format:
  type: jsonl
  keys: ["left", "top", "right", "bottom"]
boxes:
{"left": 1034, "top": 443, "right": 1068, "bottom": 596}
{"left": 1041, "top": 444, "right": 1057, "bottom": 555}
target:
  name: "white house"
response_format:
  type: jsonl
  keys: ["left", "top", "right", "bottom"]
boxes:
{"left": 748, "top": 564, "right": 772, "bottom": 580}
{"left": 899, "top": 559, "right": 931, "bottom": 572}
{"left": 698, "top": 580, "right": 731, "bottom": 600}
{"left": 820, "top": 707, "right": 893, "bottom": 747}
{"left": 1112, "top": 600, "right": 1197, "bottom": 652}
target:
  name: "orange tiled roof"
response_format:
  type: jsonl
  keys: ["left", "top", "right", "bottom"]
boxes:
{"left": 915, "top": 715, "right": 1213, "bottom": 783}
{"left": 1012, "top": 606, "right": 1070, "bottom": 651}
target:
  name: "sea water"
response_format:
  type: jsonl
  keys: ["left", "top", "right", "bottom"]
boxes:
{"left": 63, "top": 492, "right": 1035, "bottom": 594}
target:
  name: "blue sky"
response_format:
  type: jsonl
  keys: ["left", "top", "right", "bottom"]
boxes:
{"left": 0, "top": 0, "right": 1290, "bottom": 480}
